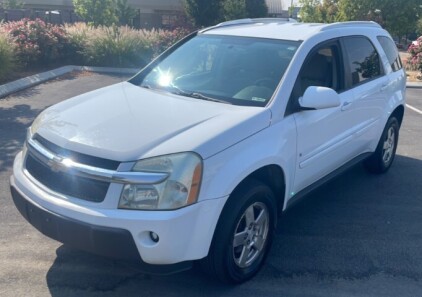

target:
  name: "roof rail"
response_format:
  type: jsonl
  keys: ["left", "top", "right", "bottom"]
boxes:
{"left": 199, "top": 18, "right": 297, "bottom": 33}
{"left": 320, "top": 21, "right": 381, "bottom": 31}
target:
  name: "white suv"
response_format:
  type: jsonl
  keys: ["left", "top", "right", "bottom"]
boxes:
{"left": 10, "top": 19, "right": 406, "bottom": 283}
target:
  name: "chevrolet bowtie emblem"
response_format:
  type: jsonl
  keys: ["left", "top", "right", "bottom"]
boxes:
{"left": 47, "top": 156, "right": 64, "bottom": 173}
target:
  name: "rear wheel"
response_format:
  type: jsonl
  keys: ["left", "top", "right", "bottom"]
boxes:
{"left": 201, "top": 179, "right": 276, "bottom": 283}
{"left": 364, "top": 117, "right": 399, "bottom": 174}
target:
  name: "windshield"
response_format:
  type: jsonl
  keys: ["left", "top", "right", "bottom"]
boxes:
{"left": 133, "top": 34, "right": 300, "bottom": 107}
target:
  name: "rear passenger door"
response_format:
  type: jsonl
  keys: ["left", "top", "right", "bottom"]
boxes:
{"left": 339, "top": 36, "right": 389, "bottom": 152}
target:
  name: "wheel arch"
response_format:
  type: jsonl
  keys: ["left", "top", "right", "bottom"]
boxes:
{"left": 391, "top": 104, "right": 405, "bottom": 127}
{"left": 227, "top": 164, "right": 286, "bottom": 217}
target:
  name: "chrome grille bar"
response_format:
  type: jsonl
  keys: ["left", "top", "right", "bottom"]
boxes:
{"left": 27, "top": 137, "right": 168, "bottom": 185}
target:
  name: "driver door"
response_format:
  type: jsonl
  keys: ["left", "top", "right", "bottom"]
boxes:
{"left": 290, "top": 40, "right": 356, "bottom": 193}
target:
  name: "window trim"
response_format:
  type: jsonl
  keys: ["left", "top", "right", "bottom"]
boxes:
{"left": 340, "top": 35, "right": 385, "bottom": 91}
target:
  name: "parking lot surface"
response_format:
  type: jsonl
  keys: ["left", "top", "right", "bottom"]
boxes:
{"left": 1, "top": 74, "right": 421, "bottom": 297}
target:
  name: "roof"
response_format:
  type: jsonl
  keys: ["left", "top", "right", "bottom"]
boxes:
{"left": 202, "top": 19, "right": 382, "bottom": 41}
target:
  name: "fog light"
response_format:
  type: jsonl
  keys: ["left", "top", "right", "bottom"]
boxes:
{"left": 150, "top": 231, "right": 159, "bottom": 243}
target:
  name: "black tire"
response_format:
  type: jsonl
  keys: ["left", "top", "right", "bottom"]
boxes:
{"left": 201, "top": 179, "right": 277, "bottom": 284}
{"left": 364, "top": 117, "right": 399, "bottom": 174}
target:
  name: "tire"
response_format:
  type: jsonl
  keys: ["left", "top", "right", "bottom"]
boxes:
{"left": 364, "top": 117, "right": 399, "bottom": 174}
{"left": 201, "top": 179, "right": 277, "bottom": 284}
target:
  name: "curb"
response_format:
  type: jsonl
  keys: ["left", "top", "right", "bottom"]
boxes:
{"left": 1, "top": 65, "right": 422, "bottom": 98}
{"left": 0, "top": 65, "right": 139, "bottom": 98}
{"left": 406, "top": 82, "right": 422, "bottom": 88}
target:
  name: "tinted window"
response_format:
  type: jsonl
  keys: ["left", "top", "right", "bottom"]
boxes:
{"left": 377, "top": 36, "right": 403, "bottom": 72}
{"left": 343, "top": 37, "right": 381, "bottom": 86}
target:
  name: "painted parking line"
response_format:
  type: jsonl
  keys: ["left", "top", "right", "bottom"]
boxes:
{"left": 406, "top": 104, "right": 422, "bottom": 115}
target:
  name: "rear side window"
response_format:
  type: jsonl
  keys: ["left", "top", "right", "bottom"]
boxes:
{"left": 377, "top": 36, "right": 403, "bottom": 72}
{"left": 343, "top": 36, "right": 382, "bottom": 86}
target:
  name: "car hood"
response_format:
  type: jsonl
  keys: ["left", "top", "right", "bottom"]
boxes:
{"left": 31, "top": 82, "right": 271, "bottom": 162}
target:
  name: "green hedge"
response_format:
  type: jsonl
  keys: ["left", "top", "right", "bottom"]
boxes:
{"left": 0, "top": 30, "right": 15, "bottom": 82}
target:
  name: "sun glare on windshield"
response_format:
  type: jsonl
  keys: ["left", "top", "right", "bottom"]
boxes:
{"left": 157, "top": 69, "right": 173, "bottom": 87}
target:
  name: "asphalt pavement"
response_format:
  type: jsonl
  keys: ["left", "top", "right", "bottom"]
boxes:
{"left": 0, "top": 74, "right": 421, "bottom": 297}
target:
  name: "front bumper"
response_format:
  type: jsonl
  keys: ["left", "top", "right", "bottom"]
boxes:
{"left": 11, "top": 186, "right": 191, "bottom": 274}
{"left": 11, "top": 152, "right": 227, "bottom": 270}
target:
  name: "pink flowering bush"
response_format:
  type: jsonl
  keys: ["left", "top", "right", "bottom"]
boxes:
{"left": 0, "top": 20, "right": 192, "bottom": 72}
{"left": 3, "top": 18, "right": 69, "bottom": 67}
{"left": 407, "top": 37, "right": 422, "bottom": 72}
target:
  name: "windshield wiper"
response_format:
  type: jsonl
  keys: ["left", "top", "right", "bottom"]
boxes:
{"left": 171, "top": 87, "right": 231, "bottom": 105}
{"left": 189, "top": 92, "right": 231, "bottom": 104}
{"left": 140, "top": 84, "right": 154, "bottom": 90}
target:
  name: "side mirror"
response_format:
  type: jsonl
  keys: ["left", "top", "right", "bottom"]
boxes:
{"left": 299, "top": 86, "right": 341, "bottom": 110}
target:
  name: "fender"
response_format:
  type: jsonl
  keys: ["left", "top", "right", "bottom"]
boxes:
{"left": 199, "top": 115, "right": 297, "bottom": 211}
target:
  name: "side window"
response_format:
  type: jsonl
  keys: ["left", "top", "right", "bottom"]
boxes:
{"left": 377, "top": 36, "right": 403, "bottom": 72}
{"left": 343, "top": 36, "right": 382, "bottom": 86}
{"left": 290, "top": 43, "right": 343, "bottom": 103}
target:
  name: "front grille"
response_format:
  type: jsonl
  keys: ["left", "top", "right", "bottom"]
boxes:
{"left": 25, "top": 153, "right": 110, "bottom": 203}
{"left": 33, "top": 134, "right": 120, "bottom": 170}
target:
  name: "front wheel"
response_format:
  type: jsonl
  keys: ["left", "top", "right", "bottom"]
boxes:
{"left": 364, "top": 117, "right": 399, "bottom": 174}
{"left": 201, "top": 179, "right": 276, "bottom": 283}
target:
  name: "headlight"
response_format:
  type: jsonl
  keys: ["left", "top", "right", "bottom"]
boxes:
{"left": 118, "top": 152, "right": 202, "bottom": 210}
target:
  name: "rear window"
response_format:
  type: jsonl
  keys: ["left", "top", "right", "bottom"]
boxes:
{"left": 377, "top": 36, "right": 403, "bottom": 72}
{"left": 343, "top": 36, "right": 382, "bottom": 86}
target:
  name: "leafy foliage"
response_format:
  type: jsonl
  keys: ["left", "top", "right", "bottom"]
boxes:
{"left": 417, "top": 18, "right": 422, "bottom": 36}
{"left": 1, "top": 0, "right": 24, "bottom": 9}
{"left": 222, "top": 0, "right": 268, "bottom": 21}
{"left": 337, "top": 0, "right": 422, "bottom": 39}
{"left": 65, "top": 23, "right": 191, "bottom": 68}
{"left": 299, "top": 0, "right": 422, "bottom": 40}
{"left": 73, "top": 0, "right": 118, "bottom": 27}
{"left": 183, "top": 0, "right": 223, "bottom": 27}
{"left": 0, "top": 29, "right": 15, "bottom": 81}
{"left": 222, "top": 0, "right": 247, "bottom": 21}
{"left": 245, "top": 0, "right": 268, "bottom": 18}
{"left": 116, "top": 0, "right": 138, "bottom": 26}
{"left": 2, "top": 18, "right": 69, "bottom": 67}
{"left": 0, "top": 19, "right": 192, "bottom": 71}
{"left": 408, "top": 37, "right": 422, "bottom": 72}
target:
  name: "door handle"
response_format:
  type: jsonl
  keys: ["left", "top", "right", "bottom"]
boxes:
{"left": 341, "top": 101, "right": 352, "bottom": 111}
{"left": 380, "top": 82, "right": 389, "bottom": 91}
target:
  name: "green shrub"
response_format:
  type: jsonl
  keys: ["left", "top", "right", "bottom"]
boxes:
{"left": 0, "top": 29, "right": 15, "bottom": 82}
{"left": 66, "top": 23, "right": 152, "bottom": 68}
{"left": 65, "top": 23, "right": 191, "bottom": 68}
{"left": 148, "top": 27, "right": 191, "bottom": 58}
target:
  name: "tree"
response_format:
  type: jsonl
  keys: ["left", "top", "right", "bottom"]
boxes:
{"left": 116, "top": 0, "right": 138, "bottom": 26}
{"left": 1, "top": 0, "right": 25, "bottom": 9}
{"left": 221, "top": 0, "right": 267, "bottom": 22}
{"left": 300, "top": 0, "right": 422, "bottom": 41}
{"left": 338, "top": 0, "right": 422, "bottom": 41}
{"left": 298, "top": 0, "right": 323, "bottom": 22}
{"left": 417, "top": 17, "right": 422, "bottom": 36}
{"left": 73, "top": 0, "right": 118, "bottom": 27}
{"left": 183, "top": 0, "right": 222, "bottom": 27}
{"left": 245, "top": 0, "right": 268, "bottom": 18}
{"left": 222, "top": 0, "right": 247, "bottom": 21}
